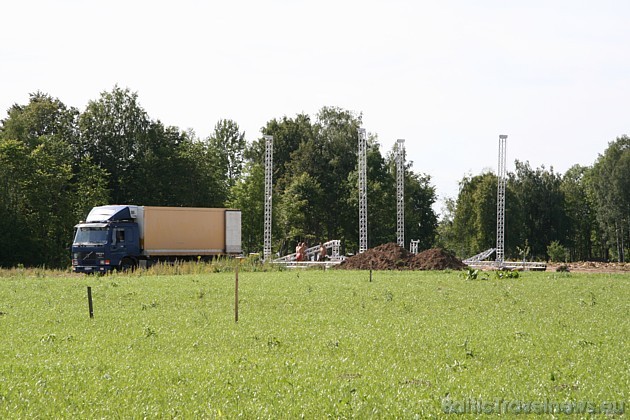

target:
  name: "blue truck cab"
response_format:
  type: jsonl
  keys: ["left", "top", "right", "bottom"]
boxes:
{"left": 72, "top": 205, "right": 141, "bottom": 273}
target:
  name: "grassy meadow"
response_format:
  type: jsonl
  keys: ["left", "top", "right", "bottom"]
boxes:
{"left": 0, "top": 267, "right": 628, "bottom": 418}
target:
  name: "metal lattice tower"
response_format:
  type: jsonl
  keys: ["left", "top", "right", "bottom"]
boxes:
{"left": 358, "top": 128, "right": 368, "bottom": 254}
{"left": 263, "top": 135, "right": 273, "bottom": 261}
{"left": 396, "top": 139, "right": 405, "bottom": 248}
{"left": 496, "top": 135, "right": 507, "bottom": 266}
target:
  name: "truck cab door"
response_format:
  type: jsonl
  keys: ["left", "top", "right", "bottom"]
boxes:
{"left": 112, "top": 227, "right": 140, "bottom": 254}
{"left": 111, "top": 228, "right": 127, "bottom": 254}
{"left": 124, "top": 226, "right": 140, "bottom": 255}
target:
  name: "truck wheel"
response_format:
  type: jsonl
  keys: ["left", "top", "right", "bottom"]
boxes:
{"left": 120, "top": 257, "right": 136, "bottom": 272}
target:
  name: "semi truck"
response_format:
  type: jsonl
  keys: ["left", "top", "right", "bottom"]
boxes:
{"left": 71, "top": 205, "right": 242, "bottom": 273}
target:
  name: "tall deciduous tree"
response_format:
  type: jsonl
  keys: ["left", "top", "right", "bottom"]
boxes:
{"left": 175, "top": 135, "right": 228, "bottom": 207}
{"left": 561, "top": 164, "right": 595, "bottom": 261}
{"left": 511, "top": 161, "right": 568, "bottom": 260}
{"left": 436, "top": 197, "right": 457, "bottom": 250}
{"left": 79, "top": 87, "right": 229, "bottom": 208}
{"left": 588, "top": 136, "right": 630, "bottom": 261}
{"left": 73, "top": 157, "right": 111, "bottom": 219}
{"left": 278, "top": 172, "right": 324, "bottom": 250}
{"left": 404, "top": 171, "right": 438, "bottom": 251}
{"left": 313, "top": 107, "right": 362, "bottom": 242}
{"left": 0, "top": 139, "right": 34, "bottom": 266}
{"left": 449, "top": 172, "right": 497, "bottom": 258}
{"left": 227, "top": 162, "right": 265, "bottom": 254}
{"left": 247, "top": 114, "right": 315, "bottom": 191}
{"left": 208, "top": 119, "right": 246, "bottom": 191}
{"left": 0, "top": 93, "right": 107, "bottom": 267}
{"left": 1, "top": 91, "right": 79, "bottom": 150}
{"left": 79, "top": 86, "right": 150, "bottom": 203}
{"left": 26, "top": 137, "right": 76, "bottom": 265}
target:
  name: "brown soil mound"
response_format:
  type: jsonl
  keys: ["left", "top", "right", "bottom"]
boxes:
{"left": 338, "top": 242, "right": 413, "bottom": 270}
{"left": 338, "top": 243, "right": 466, "bottom": 271}
{"left": 409, "top": 248, "right": 468, "bottom": 270}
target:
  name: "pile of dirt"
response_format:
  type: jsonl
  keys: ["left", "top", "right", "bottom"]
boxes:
{"left": 409, "top": 248, "right": 468, "bottom": 270}
{"left": 337, "top": 243, "right": 467, "bottom": 271}
{"left": 338, "top": 242, "right": 413, "bottom": 270}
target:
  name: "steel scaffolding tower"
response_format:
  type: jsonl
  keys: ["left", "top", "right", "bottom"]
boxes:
{"left": 396, "top": 139, "right": 405, "bottom": 248}
{"left": 263, "top": 135, "right": 273, "bottom": 261}
{"left": 496, "top": 135, "right": 507, "bottom": 266}
{"left": 358, "top": 128, "right": 368, "bottom": 254}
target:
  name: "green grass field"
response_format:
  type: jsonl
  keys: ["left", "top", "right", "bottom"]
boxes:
{"left": 0, "top": 268, "right": 628, "bottom": 418}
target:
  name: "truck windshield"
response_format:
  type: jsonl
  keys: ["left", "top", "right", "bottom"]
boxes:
{"left": 74, "top": 227, "right": 109, "bottom": 245}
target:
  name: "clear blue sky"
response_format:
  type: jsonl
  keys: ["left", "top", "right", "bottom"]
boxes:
{"left": 2, "top": 1, "right": 629, "bottom": 214}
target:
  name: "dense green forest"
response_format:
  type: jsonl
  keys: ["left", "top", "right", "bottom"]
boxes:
{"left": 0, "top": 87, "right": 628, "bottom": 267}
{"left": 439, "top": 139, "right": 629, "bottom": 263}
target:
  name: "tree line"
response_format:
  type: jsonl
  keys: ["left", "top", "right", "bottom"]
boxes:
{"left": 0, "top": 86, "right": 627, "bottom": 267}
{"left": 438, "top": 137, "right": 629, "bottom": 262}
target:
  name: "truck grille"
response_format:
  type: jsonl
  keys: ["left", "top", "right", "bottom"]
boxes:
{"left": 74, "top": 252, "right": 99, "bottom": 266}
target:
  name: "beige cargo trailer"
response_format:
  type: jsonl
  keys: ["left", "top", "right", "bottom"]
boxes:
{"left": 140, "top": 207, "right": 241, "bottom": 256}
